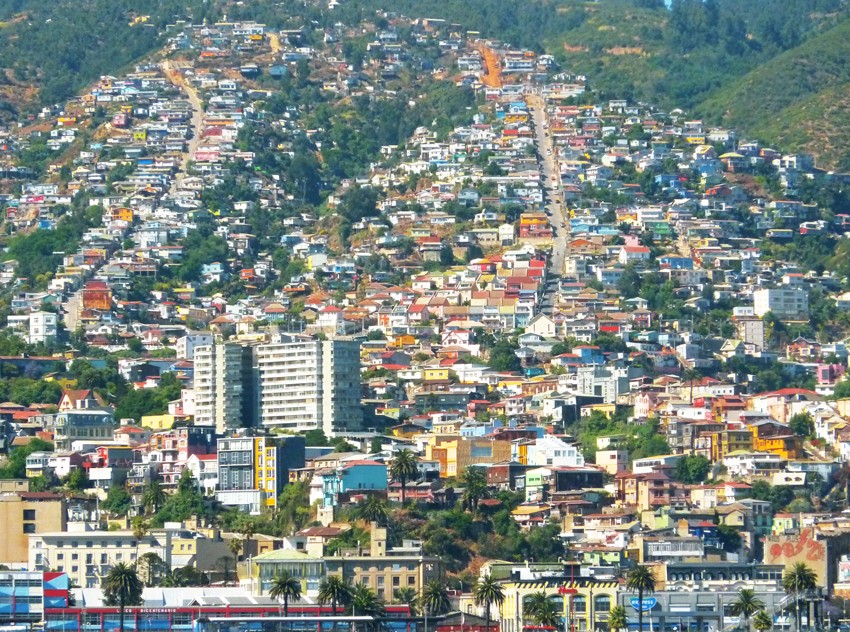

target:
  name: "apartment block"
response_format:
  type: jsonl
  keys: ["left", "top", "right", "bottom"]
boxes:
{"left": 255, "top": 335, "right": 363, "bottom": 435}
{"left": 193, "top": 342, "right": 257, "bottom": 433}
{"left": 752, "top": 287, "right": 809, "bottom": 320}
{"left": 0, "top": 570, "right": 70, "bottom": 627}
{"left": 0, "top": 492, "right": 70, "bottom": 567}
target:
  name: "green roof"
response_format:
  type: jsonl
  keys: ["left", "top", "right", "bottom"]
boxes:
{"left": 252, "top": 548, "right": 322, "bottom": 562}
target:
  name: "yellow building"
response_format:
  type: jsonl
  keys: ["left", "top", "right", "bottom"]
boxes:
{"left": 425, "top": 435, "right": 512, "bottom": 478}
{"left": 140, "top": 413, "right": 177, "bottom": 431}
{"left": 0, "top": 492, "right": 68, "bottom": 566}
{"left": 477, "top": 579, "right": 620, "bottom": 632}
{"left": 423, "top": 367, "right": 450, "bottom": 381}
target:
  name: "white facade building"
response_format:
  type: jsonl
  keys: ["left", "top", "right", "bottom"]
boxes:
{"left": 29, "top": 311, "right": 58, "bottom": 345}
{"left": 752, "top": 288, "right": 809, "bottom": 319}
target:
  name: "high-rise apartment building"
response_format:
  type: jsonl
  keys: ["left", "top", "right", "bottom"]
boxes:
{"left": 256, "top": 336, "right": 363, "bottom": 435}
{"left": 193, "top": 342, "right": 257, "bottom": 434}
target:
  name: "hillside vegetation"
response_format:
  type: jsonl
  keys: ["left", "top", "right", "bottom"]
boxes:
{"left": 0, "top": 0, "right": 218, "bottom": 114}
{"left": 698, "top": 18, "right": 850, "bottom": 169}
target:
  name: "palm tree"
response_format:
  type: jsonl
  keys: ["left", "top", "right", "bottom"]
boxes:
{"left": 526, "top": 597, "right": 560, "bottom": 628}
{"left": 269, "top": 571, "right": 302, "bottom": 629}
{"left": 730, "top": 589, "right": 765, "bottom": 632}
{"left": 131, "top": 516, "right": 149, "bottom": 565}
{"left": 389, "top": 449, "right": 419, "bottom": 504}
{"left": 608, "top": 605, "right": 628, "bottom": 632}
{"left": 349, "top": 583, "right": 386, "bottom": 632}
{"left": 783, "top": 562, "right": 817, "bottom": 632}
{"left": 420, "top": 579, "right": 451, "bottom": 617}
{"left": 394, "top": 586, "right": 418, "bottom": 615}
{"left": 473, "top": 575, "right": 505, "bottom": 632}
{"left": 319, "top": 574, "right": 353, "bottom": 631}
{"left": 227, "top": 538, "right": 242, "bottom": 585}
{"left": 753, "top": 610, "right": 772, "bottom": 632}
{"left": 102, "top": 563, "right": 143, "bottom": 632}
{"left": 356, "top": 495, "right": 390, "bottom": 526}
{"left": 461, "top": 466, "right": 491, "bottom": 514}
{"left": 524, "top": 592, "right": 551, "bottom": 625}
{"left": 240, "top": 521, "right": 256, "bottom": 557}
{"left": 626, "top": 565, "right": 656, "bottom": 632}
{"left": 141, "top": 480, "right": 166, "bottom": 515}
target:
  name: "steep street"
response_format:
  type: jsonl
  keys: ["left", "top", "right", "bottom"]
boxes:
{"left": 527, "top": 93, "right": 567, "bottom": 313}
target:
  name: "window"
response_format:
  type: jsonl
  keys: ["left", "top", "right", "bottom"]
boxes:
{"left": 23, "top": 524, "right": 36, "bottom": 534}
{"left": 573, "top": 597, "right": 586, "bottom": 613}
{"left": 23, "top": 509, "right": 35, "bottom": 521}
{"left": 594, "top": 595, "right": 611, "bottom": 613}
{"left": 393, "top": 577, "right": 400, "bottom": 587}
{"left": 408, "top": 576, "right": 416, "bottom": 586}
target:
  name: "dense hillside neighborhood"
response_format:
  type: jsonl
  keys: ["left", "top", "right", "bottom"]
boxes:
{"left": 2, "top": 4, "right": 850, "bottom": 632}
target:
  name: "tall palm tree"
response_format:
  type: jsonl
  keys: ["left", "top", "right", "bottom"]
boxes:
{"left": 783, "top": 562, "right": 817, "bottom": 632}
{"left": 102, "top": 563, "right": 143, "bottom": 632}
{"left": 389, "top": 449, "right": 419, "bottom": 504}
{"left": 730, "top": 589, "right": 765, "bottom": 632}
{"left": 753, "top": 610, "right": 772, "bottom": 632}
{"left": 608, "top": 605, "right": 628, "bottom": 632}
{"left": 227, "top": 537, "right": 242, "bottom": 585}
{"left": 319, "top": 574, "right": 353, "bottom": 631}
{"left": 420, "top": 579, "right": 451, "bottom": 617}
{"left": 394, "top": 586, "right": 418, "bottom": 616}
{"left": 240, "top": 521, "right": 256, "bottom": 557}
{"left": 473, "top": 575, "right": 505, "bottom": 632}
{"left": 461, "top": 466, "right": 491, "bottom": 514}
{"left": 131, "top": 516, "right": 149, "bottom": 565}
{"left": 356, "top": 495, "right": 390, "bottom": 526}
{"left": 141, "top": 480, "right": 166, "bottom": 516}
{"left": 626, "top": 565, "right": 656, "bottom": 632}
{"left": 269, "top": 571, "right": 302, "bottom": 629}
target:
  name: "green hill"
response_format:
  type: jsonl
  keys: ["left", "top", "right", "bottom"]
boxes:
{"left": 698, "top": 18, "right": 850, "bottom": 170}
{"left": 0, "top": 0, "right": 219, "bottom": 115}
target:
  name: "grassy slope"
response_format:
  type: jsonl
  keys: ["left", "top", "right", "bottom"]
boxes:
{"left": 697, "top": 19, "right": 850, "bottom": 169}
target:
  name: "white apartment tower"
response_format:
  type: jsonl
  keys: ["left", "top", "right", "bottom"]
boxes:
{"left": 193, "top": 342, "right": 256, "bottom": 433}
{"left": 256, "top": 335, "right": 363, "bottom": 435}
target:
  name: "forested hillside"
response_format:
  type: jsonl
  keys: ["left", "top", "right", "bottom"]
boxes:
{"left": 0, "top": 0, "right": 218, "bottom": 113}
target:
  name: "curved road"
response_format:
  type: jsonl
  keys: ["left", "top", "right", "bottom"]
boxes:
{"left": 527, "top": 93, "right": 568, "bottom": 313}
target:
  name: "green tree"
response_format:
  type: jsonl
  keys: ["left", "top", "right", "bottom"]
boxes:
{"left": 753, "top": 609, "right": 772, "bottom": 632}
{"left": 730, "top": 588, "right": 765, "bottom": 631}
{"left": 626, "top": 565, "right": 656, "bottom": 632}
{"left": 276, "top": 480, "right": 312, "bottom": 535}
{"left": 461, "top": 466, "right": 491, "bottom": 514}
{"left": 319, "top": 575, "right": 353, "bottom": 628}
{"left": 141, "top": 480, "right": 166, "bottom": 516}
{"left": 782, "top": 562, "right": 817, "bottom": 632}
{"left": 389, "top": 449, "right": 418, "bottom": 504}
{"left": 524, "top": 592, "right": 560, "bottom": 627}
{"left": 394, "top": 586, "right": 418, "bottom": 615}
{"left": 355, "top": 495, "right": 389, "bottom": 526}
{"left": 0, "top": 438, "right": 54, "bottom": 479}
{"left": 473, "top": 575, "right": 505, "bottom": 632}
{"left": 102, "top": 563, "right": 143, "bottom": 632}
{"left": 227, "top": 538, "right": 242, "bottom": 584}
{"left": 269, "top": 571, "right": 302, "bottom": 619}
{"left": 609, "top": 605, "right": 628, "bottom": 632}
{"left": 487, "top": 339, "right": 521, "bottom": 372}
{"left": 788, "top": 412, "right": 814, "bottom": 437}
{"left": 420, "top": 579, "right": 451, "bottom": 616}
{"left": 833, "top": 379, "right": 850, "bottom": 400}
{"left": 101, "top": 484, "right": 132, "bottom": 517}
{"left": 675, "top": 454, "right": 711, "bottom": 484}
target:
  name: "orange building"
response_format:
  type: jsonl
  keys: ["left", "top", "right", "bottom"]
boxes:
{"left": 82, "top": 281, "right": 112, "bottom": 311}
